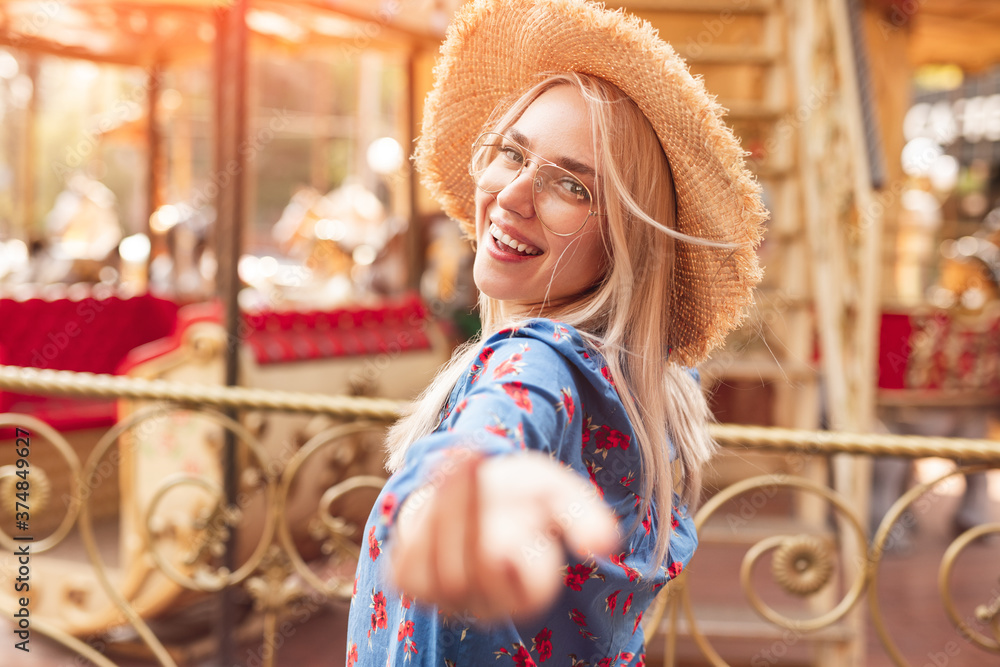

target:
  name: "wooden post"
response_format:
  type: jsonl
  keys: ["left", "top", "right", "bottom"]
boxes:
{"left": 19, "top": 56, "right": 38, "bottom": 245}
{"left": 146, "top": 62, "right": 163, "bottom": 273}
{"left": 212, "top": 1, "right": 249, "bottom": 664}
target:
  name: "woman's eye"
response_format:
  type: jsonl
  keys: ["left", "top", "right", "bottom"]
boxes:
{"left": 499, "top": 146, "right": 524, "bottom": 164}
{"left": 558, "top": 178, "right": 590, "bottom": 202}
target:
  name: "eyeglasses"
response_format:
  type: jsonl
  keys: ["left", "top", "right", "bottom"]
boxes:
{"left": 469, "top": 132, "right": 602, "bottom": 237}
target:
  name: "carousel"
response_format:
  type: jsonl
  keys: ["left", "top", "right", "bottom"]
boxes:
{"left": 0, "top": 0, "right": 462, "bottom": 662}
{"left": 0, "top": 1, "right": 999, "bottom": 666}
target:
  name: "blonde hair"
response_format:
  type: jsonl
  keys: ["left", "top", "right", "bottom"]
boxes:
{"left": 388, "top": 73, "right": 716, "bottom": 571}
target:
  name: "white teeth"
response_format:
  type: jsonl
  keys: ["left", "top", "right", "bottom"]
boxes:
{"left": 489, "top": 223, "right": 541, "bottom": 256}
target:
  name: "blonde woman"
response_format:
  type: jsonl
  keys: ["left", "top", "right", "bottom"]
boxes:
{"left": 346, "top": 1, "right": 766, "bottom": 665}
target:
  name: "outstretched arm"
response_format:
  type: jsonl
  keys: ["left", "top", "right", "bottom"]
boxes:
{"left": 392, "top": 448, "right": 618, "bottom": 620}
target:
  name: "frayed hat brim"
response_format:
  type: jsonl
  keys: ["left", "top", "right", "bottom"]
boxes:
{"left": 415, "top": 0, "right": 767, "bottom": 365}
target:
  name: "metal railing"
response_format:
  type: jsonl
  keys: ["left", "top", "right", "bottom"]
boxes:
{"left": 0, "top": 365, "right": 997, "bottom": 666}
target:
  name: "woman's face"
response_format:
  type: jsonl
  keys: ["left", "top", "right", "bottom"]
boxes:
{"left": 473, "top": 85, "right": 608, "bottom": 313}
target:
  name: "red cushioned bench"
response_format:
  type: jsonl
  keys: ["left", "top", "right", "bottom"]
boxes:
{"left": 0, "top": 292, "right": 180, "bottom": 432}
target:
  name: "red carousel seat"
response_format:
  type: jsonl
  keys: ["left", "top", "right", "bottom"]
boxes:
{"left": 878, "top": 307, "right": 1000, "bottom": 404}
{"left": 0, "top": 292, "right": 180, "bottom": 433}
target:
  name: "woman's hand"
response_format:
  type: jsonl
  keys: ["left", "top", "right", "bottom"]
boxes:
{"left": 390, "top": 450, "right": 619, "bottom": 621}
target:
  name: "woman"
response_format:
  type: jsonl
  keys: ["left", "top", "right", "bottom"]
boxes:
{"left": 346, "top": 0, "right": 766, "bottom": 665}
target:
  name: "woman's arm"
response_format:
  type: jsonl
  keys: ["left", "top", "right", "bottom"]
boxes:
{"left": 392, "top": 448, "right": 618, "bottom": 620}
{"left": 381, "top": 324, "right": 620, "bottom": 618}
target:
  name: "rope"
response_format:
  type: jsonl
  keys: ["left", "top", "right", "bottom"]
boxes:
{"left": 1, "top": 365, "right": 997, "bottom": 462}
{"left": 0, "top": 365, "right": 404, "bottom": 421}
{"left": 710, "top": 424, "right": 1000, "bottom": 463}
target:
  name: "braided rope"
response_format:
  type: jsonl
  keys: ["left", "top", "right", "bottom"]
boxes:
{"left": 2, "top": 365, "right": 998, "bottom": 462}
{"left": 710, "top": 424, "right": 1000, "bottom": 463}
{"left": 0, "top": 365, "right": 404, "bottom": 421}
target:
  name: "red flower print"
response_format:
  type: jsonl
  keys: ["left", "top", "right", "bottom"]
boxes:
{"left": 403, "top": 636, "right": 419, "bottom": 661}
{"left": 620, "top": 471, "right": 635, "bottom": 487}
{"left": 611, "top": 552, "right": 641, "bottom": 582}
{"left": 502, "top": 381, "right": 534, "bottom": 413}
{"left": 368, "top": 526, "right": 381, "bottom": 561}
{"left": 593, "top": 425, "right": 630, "bottom": 455}
{"left": 485, "top": 417, "right": 509, "bottom": 438}
{"left": 605, "top": 589, "right": 620, "bottom": 612}
{"left": 514, "top": 422, "right": 526, "bottom": 449}
{"left": 553, "top": 324, "right": 571, "bottom": 342}
{"left": 617, "top": 652, "right": 635, "bottom": 666}
{"left": 346, "top": 642, "right": 358, "bottom": 667}
{"left": 671, "top": 506, "right": 681, "bottom": 530}
{"left": 667, "top": 561, "right": 684, "bottom": 579}
{"left": 370, "top": 590, "right": 387, "bottom": 634}
{"left": 601, "top": 365, "right": 615, "bottom": 386}
{"left": 636, "top": 654, "right": 646, "bottom": 667}
{"left": 454, "top": 398, "right": 468, "bottom": 415}
{"left": 569, "top": 608, "right": 587, "bottom": 627}
{"left": 622, "top": 592, "right": 633, "bottom": 615}
{"left": 492, "top": 344, "right": 529, "bottom": 379}
{"left": 352, "top": 577, "right": 358, "bottom": 599}
{"left": 585, "top": 459, "right": 604, "bottom": 499}
{"left": 632, "top": 610, "right": 644, "bottom": 635}
{"left": 512, "top": 643, "right": 537, "bottom": 667}
{"left": 470, "top": 346, "right": 495, "bottom": 383}
{"left": 531, "top": 627, "right": 553, "bottom": 662}
{"left": 379, "top": 492, "right": 397, "bottom": 525}
{"left": 642, "top": 507, "right": 652, "bottom": 535}
{"left": 397, "top": 620, "right": 414, "bottom": 641}
{"left": 560, "top": 387, "right": 575, "bottom": 423}
{"left": 597, "top": 659, "right": 613, "bottom": 667}
{"left": 400, "top": 593, "right": 412, "bottom": 609}
{"left": 564, "top": 563, "right": 596, "bottom": 591}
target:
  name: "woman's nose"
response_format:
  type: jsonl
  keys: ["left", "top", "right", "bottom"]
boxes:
{"left": 495, "top": 162, "right": 538, "bottom": 219}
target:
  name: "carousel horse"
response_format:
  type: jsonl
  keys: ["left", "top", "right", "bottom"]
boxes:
{"left": 38, "top": 172, "right": 122, "bottom": 284}
{"left": 873, "top": 224, "right": 1000, "bottom": 548}
{"left": 270, "top": 182, "right": 409, "bottom": 306}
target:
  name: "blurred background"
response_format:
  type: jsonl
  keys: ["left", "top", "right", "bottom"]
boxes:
{"left": 0, "top": 1, "right": 998, "bottom": 666}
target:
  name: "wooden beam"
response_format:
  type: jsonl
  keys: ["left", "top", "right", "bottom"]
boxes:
{"left": 610, "top": 0, "right": 776, "bottom": 12}
{"left": 0, "top": 31, "right": 149, "bottom": 66}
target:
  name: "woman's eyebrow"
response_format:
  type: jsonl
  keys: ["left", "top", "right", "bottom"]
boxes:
{"left": 508, "top": 127, "right": 596, "bottom": 178}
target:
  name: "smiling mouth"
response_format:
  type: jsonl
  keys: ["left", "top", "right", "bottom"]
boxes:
{"left": 489, "top": 223, "right": 542, "bottom": 256}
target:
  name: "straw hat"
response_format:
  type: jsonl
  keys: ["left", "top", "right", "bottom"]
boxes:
{"left": 415, "top": 0, "right": 767, "bottom": 365}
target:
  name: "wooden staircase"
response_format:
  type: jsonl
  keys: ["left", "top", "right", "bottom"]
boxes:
{"left": 615, "top": 0, "right": 886, "bottom": 665}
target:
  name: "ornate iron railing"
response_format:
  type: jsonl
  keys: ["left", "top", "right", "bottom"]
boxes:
{"left": 0, "top": 365, "right": 997, "bottom": 666}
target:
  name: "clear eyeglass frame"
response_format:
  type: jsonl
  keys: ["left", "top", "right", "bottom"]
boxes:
{"left": 469, "top": 131, "right": 603, "bottom": 237}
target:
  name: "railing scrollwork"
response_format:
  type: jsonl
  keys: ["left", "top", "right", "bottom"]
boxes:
{"left": 0, "top": 366, "right": 997, "bottom": 666}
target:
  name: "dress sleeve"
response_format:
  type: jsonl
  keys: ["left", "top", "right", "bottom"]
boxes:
{"left": 374, "top": 323, "right": 586, "bottom": 531}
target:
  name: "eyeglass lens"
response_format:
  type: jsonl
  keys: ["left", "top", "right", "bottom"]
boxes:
{"left": 470, "top": 132, "right": 595, "bottom": 236}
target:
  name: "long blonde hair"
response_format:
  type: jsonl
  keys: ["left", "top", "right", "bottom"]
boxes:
{"left": 388, "top": 73, "right": 716, "bottom": 570}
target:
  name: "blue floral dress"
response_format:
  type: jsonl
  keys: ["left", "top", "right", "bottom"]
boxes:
{"left": 346, "top": 319, "right": 699, "bottom": 667}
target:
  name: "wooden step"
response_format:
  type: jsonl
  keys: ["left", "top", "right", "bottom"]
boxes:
{"left": 612, "top": 0, "right": 777, "bottom": 13}
{"left": 752, "top": 163, "right": 796, "bottom": 180}
{"left": 655, "top": 605, "right": 855, "bottom": 643}
{"left": 721, "top": 99, "right": 788, "bottom": 120}
{"left": 680, "top": 44, "right": 781, "bottom": 65}
{"left": 699, "top": 358, "right": 819, "bottom": 383}
{"left": 699, "top": 515, "right": 836, "bottom": 545}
